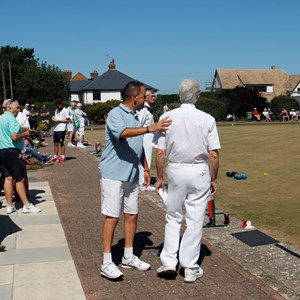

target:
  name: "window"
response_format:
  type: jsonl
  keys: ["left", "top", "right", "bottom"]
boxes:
{"left": 93, "top": 92, "right": 101, "bottom": 101}
{"left": 246, "top": 85, "right": 273, "bottom": 93}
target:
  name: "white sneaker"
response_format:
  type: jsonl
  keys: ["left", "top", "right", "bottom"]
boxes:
{"left": 184, "top": 267, "right": 204, "bottom": 283}
{"left": 68, "top": 143, "right": 75, "bottom": 147}
{"left": 23, "top": 203, "right": 41, "bottom": 214}
{"left": 77, "top": 143, "right": 86, "bottom": 148}
{"left": 100, "top": 262, "right": 124, "bottom": 279}
{"left": 122, "top": 255, "right": 151, "bottom": 271}
{"left": 157, "top": 265, "right": 177, "bottom": 275}
{"left": 6, "top": 205, "right": 17, "bottom": 214}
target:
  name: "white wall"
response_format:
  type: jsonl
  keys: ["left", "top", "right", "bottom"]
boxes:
{"left": 101, "top": 91, "right": 121, "bottom": 102}
{"left": 82, "top": 91, "right": 121, "bottom": 104}
{"left": 212, "top": 74, "right": 222, "bottom": 89}
{"left": 71, "top": 94, "right": 80, "bottom": 102}
{"left": 290, "top": 82, "right": 300, "bottom": 104}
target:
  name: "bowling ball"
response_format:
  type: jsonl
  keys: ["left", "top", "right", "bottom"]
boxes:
{"left": 234, "top": 174, "right": 242, "bottom": 180}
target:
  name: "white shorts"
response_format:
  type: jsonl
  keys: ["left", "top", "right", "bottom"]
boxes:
{"left": 67, "top": 123, "right": 74, "bottom": 133}
{"left": 76, "top": 126, "right": 84, "bottom": 136}
{"left": 100, "top": 177, "right": 139, "bottom": 217}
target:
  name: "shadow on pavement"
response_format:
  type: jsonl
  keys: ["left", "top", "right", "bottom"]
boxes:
{"left": 0, "top": 215, "right": 22, "bottom": 249}
{"left": 112, "top": 231, "right": 154, "bottom": 265}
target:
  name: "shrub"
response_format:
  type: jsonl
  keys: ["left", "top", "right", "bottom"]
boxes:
{"left": 83, "top": 100, "right": 121, "bottom": 124}
{"left": 270, "top": 96, "right": 300, "bottom": 116}
{"left": 197, "top": 97, "right": 230, "bottom": 121}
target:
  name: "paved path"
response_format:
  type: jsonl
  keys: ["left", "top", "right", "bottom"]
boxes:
{"left": 0, "top": 179, "right": 85, "bottom": 299}
{"left": 1, "top": 137, "right": 299, "bottom": 299}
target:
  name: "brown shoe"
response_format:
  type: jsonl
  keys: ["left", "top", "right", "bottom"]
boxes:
{"left": 0, "top": 243, "right": 6, "bottom": 251}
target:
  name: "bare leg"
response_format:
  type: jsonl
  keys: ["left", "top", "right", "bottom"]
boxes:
{"left": 68, "top": 132, "right": 74, "bottom": 144}
{"left": 61, "top": 144, "right": 66, "bottom": 156}
{"left": 54, "top": 143, "right": 59, "bottom": 156}
{"left": 4, "top": 177, "right": 14, "bottom": 206}
{"left": 15, "top": 179, "right": 30, "bottom": 207}
{"left": 124, "top": 213, "right": 138, "bottom": 248}
{"left": 102, "top": 216, "right": 119, "bottom": 253}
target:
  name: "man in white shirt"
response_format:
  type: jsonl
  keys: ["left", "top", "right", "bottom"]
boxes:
{"left": 137, "top": 90, "right": 156, "bottom": 188}
{"left": 22, "top": 103, "right": 30, "bottom": 118}
{"left": 51, "top": 99, "right": 71, "bottom": 163}
{"left": 153, "top": 79, "right": 221, "bottom": 283}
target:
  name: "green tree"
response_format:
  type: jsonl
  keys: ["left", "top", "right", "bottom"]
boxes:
{"left": 0, "top": 45, "right": 69, "bottom": 103}
{"left": 202, "top": 87, "right": 267, "bottom": 119}
{"left": 270, "top": 95, "right": 300, "bottom": 116}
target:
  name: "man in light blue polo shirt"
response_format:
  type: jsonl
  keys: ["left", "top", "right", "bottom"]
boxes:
{"left": 0, "top": 99, "right": 41, "bottom": 214}
{"left": 99, "top": 81, "right": 171, "bottom": 280}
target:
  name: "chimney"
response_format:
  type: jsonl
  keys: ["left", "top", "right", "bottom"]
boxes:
{"left": 90, "top": 70, "right": 99, "bottom": 79}
{"left": 63, "top": 70, "right": 73, "bottom": 81}
{"left": 108, "top": 59, "right": 116, "bottom": 69}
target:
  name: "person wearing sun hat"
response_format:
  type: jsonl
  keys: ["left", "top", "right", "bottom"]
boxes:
{"left": 22, "top": 103, "right": 30, "bottom": 118}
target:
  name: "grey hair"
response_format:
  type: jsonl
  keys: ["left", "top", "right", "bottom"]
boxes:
{"left": 5, "top": 99, "right": 19, "bottom": 111}
{"left": 179, "top": 79, "right": 201, "bottom": 104}
{"left": 146, "top": 90, "right": 155, "bottom": 96}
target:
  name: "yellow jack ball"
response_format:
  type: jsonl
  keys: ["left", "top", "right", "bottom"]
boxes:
{"left": 264, "top": 173, "right": 267, "bottom": 176}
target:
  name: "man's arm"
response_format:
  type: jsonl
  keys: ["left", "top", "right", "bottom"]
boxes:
{"left": 140, "top": 152, "right": 151, "bottom": 187}
{"left": 11, "top": 130, "right": 30, "bottom": 141}
{"left": 154, "top": 148, "right": 166, "bottom": 191}
{"left": 209, "top": 149, "right": 219, "bottom": 195}
{"left": 120, "top": 117, "right": 171, "bottom": 138}
{"left": 52, "top": 116, "right": 71, "bottom": 123}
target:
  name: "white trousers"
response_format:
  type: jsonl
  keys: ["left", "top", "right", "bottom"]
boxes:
{"left": 138, "top": 133, "right": 153, "bottom": 186}
{"left": 160, "top": 162, "right": 211, "bottom": 269}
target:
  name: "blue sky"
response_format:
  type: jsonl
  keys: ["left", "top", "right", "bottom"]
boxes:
{"left": 1, "top": 0, "right": 299, "bottom": 94}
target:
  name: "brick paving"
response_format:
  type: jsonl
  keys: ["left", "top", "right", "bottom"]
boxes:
{"left": 37, "top": 140, "right": 286, "bottom": 300}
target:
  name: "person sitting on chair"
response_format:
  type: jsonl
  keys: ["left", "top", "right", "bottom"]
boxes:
{"left": 262, "top": 108, "right": 271, "bottom": 122}
{"left": 279, "top": 108, "right": 289, "bottom": 121}
{"left": 252, "top": 108, "right": 261, "bottom": 122}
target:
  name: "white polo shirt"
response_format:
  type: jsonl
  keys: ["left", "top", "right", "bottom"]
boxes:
{"left": 138, "top": 102, "right": 154, "bottom": 127}
{"left": 22, "top": 108, "right": 30, "bottom": 117}
{"left": 152, "top": 103, "right": 221, "bottom": 163}
{"left": 16, "top": 112, "right": 30, "bottom": 129}
{"left": 54, "top": 107, "right": 70, "bottom": 132}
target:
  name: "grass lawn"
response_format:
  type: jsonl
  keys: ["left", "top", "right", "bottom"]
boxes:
{"left": 85, "top": 122, "right": 300, "bottom": 251}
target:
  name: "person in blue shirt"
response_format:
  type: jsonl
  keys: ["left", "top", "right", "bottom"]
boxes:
{"left": 99, "top": 81, "right": 171, "bottom": 280}
{"left": 0, "top": 99, "right": 41, "bottom": 214}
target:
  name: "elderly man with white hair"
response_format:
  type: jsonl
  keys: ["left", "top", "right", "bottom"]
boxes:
{"left": 153, "top": 79, "right": 221, "bottom": 283}
{"left": 0, "top": 99, "right": 41, "bottom": 214}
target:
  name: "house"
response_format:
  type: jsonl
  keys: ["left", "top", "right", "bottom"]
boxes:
{"left": 66, "top": 60, "right": 158, "bottom": 104}
{"left": 211, "top": 66, "right": 300, "bottom": 102}
{"left": 286, "top": 74, "right": 300, "bottom": 103}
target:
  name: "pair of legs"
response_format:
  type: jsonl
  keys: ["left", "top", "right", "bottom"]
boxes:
{"left": 100, "top": 178, "right": 150, "bottom": 279}
{"left": 67, "top": 123, "right": 75, "bottom": 146}
{"left": 75, "top": 127, "right": 86, "bottom": 147}
{"left": 101, "top": 178, "right": 139, "bottom": 254}
{"left": 4, "top": 177, "right": 30, "bottom": 208}
{"left": 160, "top": 163, "right": 211, "bottom": 269}
{"left": 53, "top": 131, "right": 66, "bottom": 160}
{"left": 25, "top": 147, "right": 50, "bottom": 163}
{"left": 0, "top": 149, "right": 31, "bottom": 208}
{"left": 102, "top": 213, "right": 137, "bottom": 253}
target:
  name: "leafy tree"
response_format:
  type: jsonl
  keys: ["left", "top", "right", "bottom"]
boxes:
{"left": 197, "top": 97, "right": 230, "bottom": 121}
{"left": 201, "top": 87, "right": 267, "bottom": 119}
{"left": 270, "top": 95, "right": 299, "bottom": 116}
{"left": 0, "top": 45, "right": 69, "bottom": 104}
